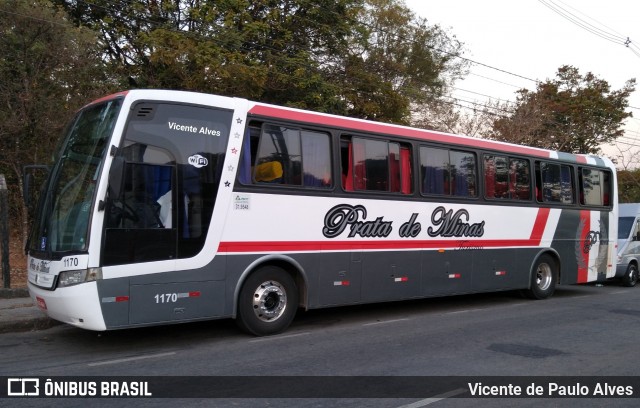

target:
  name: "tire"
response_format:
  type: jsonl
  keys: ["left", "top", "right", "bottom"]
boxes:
{"left": 524, "top": 254, "right": 557, "bottom": 300}
{"left": 621, "top": 264, "right": 639, "bottom": 287}
{"left": 236, "top": 266, "right": 299, "bottom": 336}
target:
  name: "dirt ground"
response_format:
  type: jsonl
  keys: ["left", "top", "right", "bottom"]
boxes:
{"left": 2, "top": 230, "right": 28, "bottom": 289}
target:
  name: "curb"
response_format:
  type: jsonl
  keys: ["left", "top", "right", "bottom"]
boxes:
{"left": 0, "top": 287, "right": 62, "bottom": 333}
{"left": 0, "top": 288, "right": 30, "bottom": 299}
{"left": 0, "top": 317, "right": 60, "bottom": 334}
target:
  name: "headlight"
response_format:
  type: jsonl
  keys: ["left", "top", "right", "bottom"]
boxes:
{"left": 58, "top": 268, "right": 102, "bottom": 288}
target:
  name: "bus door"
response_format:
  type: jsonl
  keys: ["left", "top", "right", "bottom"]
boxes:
{"left": 100, "top": 101, "right": 233, "bottom": 326}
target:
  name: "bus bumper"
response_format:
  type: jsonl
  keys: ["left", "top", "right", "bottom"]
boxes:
{"left": 28, "top": 281, "right": 107, "bottom": 331}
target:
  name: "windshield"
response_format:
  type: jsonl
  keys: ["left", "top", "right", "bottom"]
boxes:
{"left": 618, "top": 216, "right": 635, "bottom": 240}
{"left": 29, "top": 98, "right": 123, "bottom": 255}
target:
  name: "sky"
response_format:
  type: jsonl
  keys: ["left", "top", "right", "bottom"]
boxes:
{"left": 404, "top": 0, "right": 640, "bottom": 164}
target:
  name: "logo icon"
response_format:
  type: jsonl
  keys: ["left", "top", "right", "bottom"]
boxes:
{"left": 188, "top": 154, "right": 208, "bottom": 168}
{"left": 7, "top": 378, "right": 40, "bottom": 396}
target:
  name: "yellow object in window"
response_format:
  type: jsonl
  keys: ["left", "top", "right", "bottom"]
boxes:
{"left": 254, "top": 161, "right": 283, "bottom": 182}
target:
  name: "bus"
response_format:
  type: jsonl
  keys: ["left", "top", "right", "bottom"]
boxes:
{"left": 26, "top": 89, "right": 618, "bottom": 336}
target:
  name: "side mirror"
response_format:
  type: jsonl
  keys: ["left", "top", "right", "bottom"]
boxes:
{"left": 22, "top": 165, "right": 50, "bottom": 207}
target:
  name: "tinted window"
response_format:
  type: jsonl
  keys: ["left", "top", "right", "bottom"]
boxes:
{"left": 538, "top": 162, "right": 574, "bottom": 204}
{"left": 420, "top": 146, "right": 476, "bottom": 197}
{"left": 104, "top": 102, "right": 233, "bottom": 265}
{"left": 484, "top": 155, "right": 530, "bottom": 200}
{"left": 246, "top": 124, "right": 332, "bottom": 188}
{"left": 580, "top": 168, "right": 612, "bottom": 207}
{"left": 342, "top": 136, "right": 412, "bottom": 194}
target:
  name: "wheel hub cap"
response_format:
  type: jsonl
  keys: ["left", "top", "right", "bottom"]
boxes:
{"left": 252, "top": 281, "right": 287, "bottom": 322}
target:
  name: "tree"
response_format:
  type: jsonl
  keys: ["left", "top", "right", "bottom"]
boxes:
{"left": 0, "top": 0, "right": 115, "bottom": 244}
{"left": 340, "top": 0, "right": 467, "bottom": 123}
{"left": 54, "top": 0, "right": 466, "bottom": 123}
{"left": 617, "top": 169, "right": 640, "bottom": 203}
{"left": 489, "top": 65, "right": 635, "bottom": 154}
{"left": 412, "top": 98, "right": 499, "bottom": 137}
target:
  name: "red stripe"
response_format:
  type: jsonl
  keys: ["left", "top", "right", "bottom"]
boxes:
{"left": 218, "top": 238, "right": 547, "bottom": 253}
{"left": 84, "top": 91, "right": 128, "bottom": 108}
{"left": 529, "top": 208, "right": 551, "bottom": 245}
{"left": 577, "top": 211, "right": 591, "bottom": 283}
{"left": 249, "top": 105, "right": 553, "bottom": 158}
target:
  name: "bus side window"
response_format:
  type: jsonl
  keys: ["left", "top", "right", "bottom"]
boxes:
{"left": 389, "top": 143, "right": 412, "bottom": 194}
{"left": 509, "top": 158, "right": 530, "bottom": 200}
{"left": 341, "top": 139, "right": 354, "bottom": 191}
{"left": 421, "top": 146, "right": 476, "bottom": 197}
{"left": 249, "top": 124, "right": 331, "bottom": 188}
{"left": 485, "top": 155, "right": 530, "bottom": 200}
{"left": 580, "top": 167, "right": 610, "bottom": 206}
{"left": 343, "top": 136, "right": 412, "bottom": 194}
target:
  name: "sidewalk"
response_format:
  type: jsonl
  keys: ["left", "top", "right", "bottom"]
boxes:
{"left": 0, "top": 288, "right": 59, "bottom": 334}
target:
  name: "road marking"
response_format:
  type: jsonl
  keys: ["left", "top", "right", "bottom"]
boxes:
{"left": 445, "top": 308, "right": 484, "bottom": 315}
{"left": 395, "top": 388, "right": 467, "bottom": 408}
{"left": 610, "top": 290, "right": 630, "bottom": 295}
{"left": 248, "top": 331, "right": 311, "bottom": 343}
{"left": 88, "top": 351, "right": 176, "bottom": 367}
{"left": 363, "top": 318, "right": 410, "bottom": 326}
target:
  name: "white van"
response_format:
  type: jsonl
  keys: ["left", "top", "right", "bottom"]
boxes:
{"left": 617, "top": 203, "right": 640, "bottom": 286}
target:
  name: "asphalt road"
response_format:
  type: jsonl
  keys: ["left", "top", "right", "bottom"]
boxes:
{"left": 2, "top": 282, "right": 640, "bottom": 407}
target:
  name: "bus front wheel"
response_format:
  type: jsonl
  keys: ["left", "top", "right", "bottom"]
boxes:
{"left": 236, "top": 266, "right": 299, "bottom": 336}
{"left": 621, "top": 264, "right": 639, "bottom": 287}
{"left": 524, "top": 254, "right": 557, "bottom": 300}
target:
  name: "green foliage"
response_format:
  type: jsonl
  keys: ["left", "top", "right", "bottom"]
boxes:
{"left": 618, "top": 169, "right": 640, "bottom": 203}
{"left": 490, "top": 65, "right": 635, "bottom": 155}
{"left": 54, "top": 0, "right": 465, "bottom": 123}
{"left": 0, "top": 0, "right": 116, "bottom": 240}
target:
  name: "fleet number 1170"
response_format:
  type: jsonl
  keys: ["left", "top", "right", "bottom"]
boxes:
{"left": 154, "top": 293, "right": 179, "bottom": 304}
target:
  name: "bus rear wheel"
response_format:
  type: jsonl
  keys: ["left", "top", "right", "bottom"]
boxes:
{"left": 236, "top": 266, "right": 299, "bottom": 336}
{"left": 524, "top": 254, "right": 557, "bottom": 300}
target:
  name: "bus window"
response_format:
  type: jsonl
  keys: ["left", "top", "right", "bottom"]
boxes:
{"left": 104, "top": 143, "right": 177, "bottom": 265}
{"left": 580, "top": 168, "right": 611, "bottom": 206}
{"left": 420, "top": 146, "right": 476, "bottom": 197}
{"left": 301, "top": 130, "right": 332, "bottom": 188}
{"left": 249, "top": 124, "right": 331, "bottom": 188}
{"left": 538, "top": 162, "right": 574, "bottom": 204}
{"left": 420, "top": 146, "right": 449, "bottom": 195}
{"left": 353, "top": 137, "right": 388, "bottom": 191}
{"left": 510, "top": 158, "right": 531, "bottom": 200}
{"left": 342, "top": 136, "right": 412, "bottom": 194}
{"left": 484, "top": 155, "right": 530, "bottom": 200}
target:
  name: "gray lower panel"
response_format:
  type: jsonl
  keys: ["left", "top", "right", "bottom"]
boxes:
{"left": 97, "top": 247, "right": 541, "bottom": 329}
{"left": 129, "top": 280, "right": 225, "bottom": 325}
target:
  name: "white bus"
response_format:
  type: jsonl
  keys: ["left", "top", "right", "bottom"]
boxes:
{"left": 26, "top": 89, "right": 618, "bottom": 335}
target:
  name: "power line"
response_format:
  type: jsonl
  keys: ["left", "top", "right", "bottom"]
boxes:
{"left": 538, "top": 0, "right": 640, "bottom": 58}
